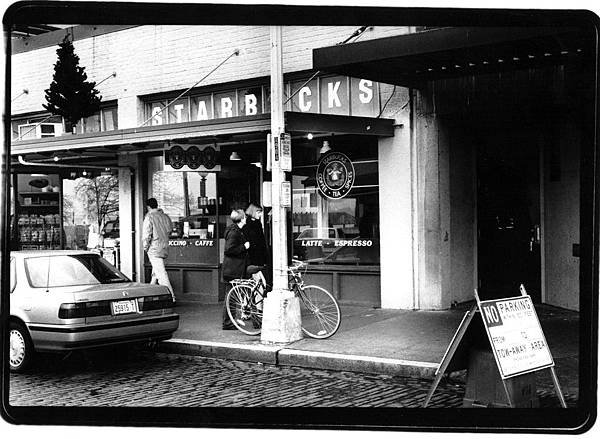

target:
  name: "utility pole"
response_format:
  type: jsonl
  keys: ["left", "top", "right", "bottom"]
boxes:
{"left": 261, "top": 26, "right": 303, "bottom": 344}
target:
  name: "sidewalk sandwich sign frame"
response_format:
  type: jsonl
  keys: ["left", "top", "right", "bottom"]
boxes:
{"left": 422, "top": 285, "right": 567, "bottom": 408}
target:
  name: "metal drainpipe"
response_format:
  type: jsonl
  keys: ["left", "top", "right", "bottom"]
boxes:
{"left": 130, "top": 169, "right": 136, "bottom": 281}
{"left": 17, "top": 155, "right": 133, "bottom": 172}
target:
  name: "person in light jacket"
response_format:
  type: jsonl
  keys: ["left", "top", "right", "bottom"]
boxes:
{"left": 142, "top": 198, "right": 175, "bottom": 302}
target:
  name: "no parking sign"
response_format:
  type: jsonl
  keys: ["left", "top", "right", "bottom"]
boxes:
{"left": 480, "top": 295, "right": 554, "bottom": 378}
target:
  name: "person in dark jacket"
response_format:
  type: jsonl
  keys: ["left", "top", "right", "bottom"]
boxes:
{"left": 243, "top": 203, "right": 268, "bottom": 267}
{"left": 222, "top": 209, "right": 250, "bottom": 329}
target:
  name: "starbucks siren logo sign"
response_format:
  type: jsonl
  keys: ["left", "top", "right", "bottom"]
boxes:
{"left": 316, "top": 151, "right": 355, "bottom": 199}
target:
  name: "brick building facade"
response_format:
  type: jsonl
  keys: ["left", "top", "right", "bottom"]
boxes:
{"left": 9, "top": 22, "right": 592, "bottom": 311}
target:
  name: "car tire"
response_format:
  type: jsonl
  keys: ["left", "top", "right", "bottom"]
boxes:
{"left": 9, "top": 321, "right": 34, "bottom": 373}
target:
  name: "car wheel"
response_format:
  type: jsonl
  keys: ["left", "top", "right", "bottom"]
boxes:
{"left": 9, "top": 321, "right": 34, "bottom": 373}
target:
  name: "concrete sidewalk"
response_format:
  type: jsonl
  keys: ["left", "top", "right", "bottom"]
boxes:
{"left": 158, "top": 301, "right": 580, "bottom": 397}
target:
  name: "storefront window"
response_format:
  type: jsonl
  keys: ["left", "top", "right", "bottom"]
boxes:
{"left": 167, "top": 97, "right": 190, "bottom": 124}
{"left": 62, "top": 175, "right": 119, "bottom": 251}
{"left": 149, "top": 157, "right": 218, "bottom": 240}
{"left": 102, "top": 107, "right": 118, "bottom": 130}
{"left": 80, "top": 113, "right": 101, "bottom": 133}
{"left": 11, "top": 115, "right": 62, "bottom": 140}
{"left": 290, "top": 78, "right": 319, "bottom": 113}
{"left": 214, "top": 91, "right": 238, "bottom": 119}
{"left": 291, "top": 137, "right": 380, "bottom": 266}
{"left": 190, "top": 95, "right": 213, "bottom": 121}
{"left": 76, "top": 104, "right": 119, "bottom": 134}
{"left": 237, "top": 87, "right": 263, "bottom": 117}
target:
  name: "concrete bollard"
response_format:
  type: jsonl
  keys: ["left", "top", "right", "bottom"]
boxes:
{"left": 260, "top": 289, "right": 303, "bottom": 343}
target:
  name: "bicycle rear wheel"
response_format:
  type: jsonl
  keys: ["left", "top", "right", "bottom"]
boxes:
{"left": 298, "top": 285, "right": 341, "bottom": 339}
{"left": 225, "top": 284, "right": 263, "bottom": 336}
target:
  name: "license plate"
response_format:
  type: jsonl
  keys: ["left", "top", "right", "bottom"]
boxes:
{"left": 111, "top": 299, "right": 139, "bottom": 315}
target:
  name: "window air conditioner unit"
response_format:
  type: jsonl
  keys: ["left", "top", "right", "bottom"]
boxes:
{"left": 17, "top": 123, "right": 63, "bottom": 140}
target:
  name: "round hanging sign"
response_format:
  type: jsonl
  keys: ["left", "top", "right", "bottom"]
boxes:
{"left": 203, "top": 146, "right": 217, "bottom": 170}
{"left": 168, "top": 145, "right": 186, "bottom": 169}
{"left": 316, "top": 151, "right": 355, "bottom": 199}
{"left": 185, "top": 146, "right": 203, "bottom": 169}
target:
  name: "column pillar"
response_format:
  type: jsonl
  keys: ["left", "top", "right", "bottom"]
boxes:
{"left": 118, "top": 152, "right": 143, "bottom": 282}
{"left": 378, "top": 101, "right": 414, "bottom": 309}
{"left": 261, "top": 25, "right": 302, "bottom": 343}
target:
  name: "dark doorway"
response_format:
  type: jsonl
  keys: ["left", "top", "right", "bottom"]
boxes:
{"left": 476, "top": 127, "right": 541, "bottom": 302}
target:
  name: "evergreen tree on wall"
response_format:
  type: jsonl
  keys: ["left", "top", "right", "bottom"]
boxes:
{"left": 43, "top": 34, "right": 102, "bottom": 132}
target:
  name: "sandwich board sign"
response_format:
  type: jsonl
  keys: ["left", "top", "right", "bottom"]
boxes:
{"left": 423, "top": 285, "right": 566, "bottom": 408}
{"left": 479, "top": 289, "right": 554, "bottom": 379}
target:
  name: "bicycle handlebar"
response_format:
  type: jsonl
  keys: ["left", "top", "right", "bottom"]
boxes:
{"left": 288, "top": 259, "right": 306, "bottom": 272}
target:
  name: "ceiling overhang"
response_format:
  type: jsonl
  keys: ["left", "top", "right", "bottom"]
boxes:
{"left": 11, "top": 111, "right": 395, "bottom": 166}
{"left": 313, "top": 26, "right": 595, "bottom": 88}
{"left": 10, "top": 115, "right": 273, "bottom": 164}
{"left": 285, "top": 112, "right": 395, "bottom": 137}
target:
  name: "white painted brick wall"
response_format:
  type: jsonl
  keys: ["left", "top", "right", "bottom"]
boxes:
{"left": 11, "top": 25, "right": 409, "bottom": 121}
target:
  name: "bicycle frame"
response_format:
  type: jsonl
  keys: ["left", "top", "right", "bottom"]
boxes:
{"left": 226, "top": 261, "right": 341, "bottom": 339}
{"left": 229, "top": 270, "right": 268, "bottom": 301}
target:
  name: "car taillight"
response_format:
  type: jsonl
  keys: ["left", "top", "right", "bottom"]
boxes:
{"left": 58, "top": 301, "right": 112, "bottom": 319}
{"left": 58, "top": 303, "right": 87, "bottom": 319}
{"left": 140, "top": 294, "right": 174, "bottom": 311}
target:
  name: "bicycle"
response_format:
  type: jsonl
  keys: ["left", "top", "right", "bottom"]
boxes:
{"left": 224, "top": 261, "right": 341, "bottom": 339}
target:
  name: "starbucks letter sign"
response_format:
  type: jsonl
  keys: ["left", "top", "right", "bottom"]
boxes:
{"left": 316, "top": 152, "right": 355, "bottom": 199}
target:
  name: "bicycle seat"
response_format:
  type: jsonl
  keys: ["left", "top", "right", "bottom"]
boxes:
{"left": 246, "top": 265, "right": 267, "bottom": 275}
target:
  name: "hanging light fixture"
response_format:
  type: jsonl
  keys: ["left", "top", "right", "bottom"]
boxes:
{"left": 229, "top": 151, "right": 242, "bottom": 161}
{"left": 307, "top": 133, "right": 314, "bottom": 140}
{"left": 319, "top": 140, "right": 332, "bottom": 155}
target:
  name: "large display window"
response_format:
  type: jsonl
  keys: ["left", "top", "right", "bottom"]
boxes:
{"left": 148, "top": 155, "right": 220, "bottom": 265}
{"left": 291, "top": 136, "right": 380, "bottom": 266}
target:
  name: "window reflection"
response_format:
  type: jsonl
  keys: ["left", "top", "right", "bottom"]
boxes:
{"left": 151, "top": 170, "right": 218, "bottom": 239}
{"left": 292, "top": 154, "right": 380, "bottom": 266}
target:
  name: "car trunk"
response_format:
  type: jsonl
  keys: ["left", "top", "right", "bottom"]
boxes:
{"left": 66, "top": 282, "right": 172, "bottom": 323}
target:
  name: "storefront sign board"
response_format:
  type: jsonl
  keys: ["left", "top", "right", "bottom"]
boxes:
{"left": 164, "top": 144, "right": 221, "bottom": 172}
{"left": 480, "top": 295, "right": 554, "bottom": 379}
{"left": 147, "top": 76, "right": 380, "bottom": 127}
{"left": 280, "top": 133, "right": 292, "bottom": 172}
{"left": 262, "top": 181, "right": 272, "bottom": 207}
{"left": 273, "top": 136, "right": 280, "bottom": 163}
{"left": 316, "top": 151, "right": 355, "bottom": 199}
{"left": 280, "top": 181, "right": 291, "bottom": 207}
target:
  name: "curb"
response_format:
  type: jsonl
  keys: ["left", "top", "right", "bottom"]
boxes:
{"left": 159, "top": 338, "right": 280, "bottom": 364}
{"left": 278, "top": 349, "right": 439, "bottom": 378}
{"left": 159, "top": 338, "right": 439, "bottom": 378}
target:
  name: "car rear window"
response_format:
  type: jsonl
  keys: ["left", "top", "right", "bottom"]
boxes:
{"left": 25, "top": 254, "right": 129, "bottom": 288}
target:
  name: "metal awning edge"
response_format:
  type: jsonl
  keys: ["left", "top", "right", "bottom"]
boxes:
{"left": 313, "top": 26, "right": 584, "bottom": 70}
{"left": 285, "top": 112, "right": 395, "bottom": 137}
{"left": 11, "top": 112, "right": 395, "bottom": 156}
{"left": 10, "top": 116, "right": 272, "bottom": 155}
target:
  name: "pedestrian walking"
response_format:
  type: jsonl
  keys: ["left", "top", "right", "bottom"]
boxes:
{"left": 222, "top": 209, "right": 250, "bottom": 329}
{"left": 142, "top": 197, "right": 175, "bottom": 302}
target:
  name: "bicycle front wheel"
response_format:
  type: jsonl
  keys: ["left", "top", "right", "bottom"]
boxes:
{"left": 298, "top": 285, "right": 341, "bottom": 339}
{"left": 225, "top": 285, "right": 263, "bottom": 336}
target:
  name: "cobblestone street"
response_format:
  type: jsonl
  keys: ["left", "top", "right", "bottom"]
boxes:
{"left": 8, "top": 347, "right": 574, "bottom": 408}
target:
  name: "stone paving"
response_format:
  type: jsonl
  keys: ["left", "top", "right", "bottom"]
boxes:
{"left": 8, "top": 348, "right": 575, "bottom": 408}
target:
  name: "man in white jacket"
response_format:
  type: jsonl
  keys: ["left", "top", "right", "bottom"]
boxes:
{"left": 142, "top": 198, "right": 175, "bottom": 302}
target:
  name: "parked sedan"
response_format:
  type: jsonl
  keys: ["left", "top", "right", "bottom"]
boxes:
{"left": 9, "top": 250, "right": 179, "bottom": 372}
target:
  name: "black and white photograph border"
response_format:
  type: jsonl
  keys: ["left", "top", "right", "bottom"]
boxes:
{"left": 1, "top": 0, "right": 599, "bottom": 436}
